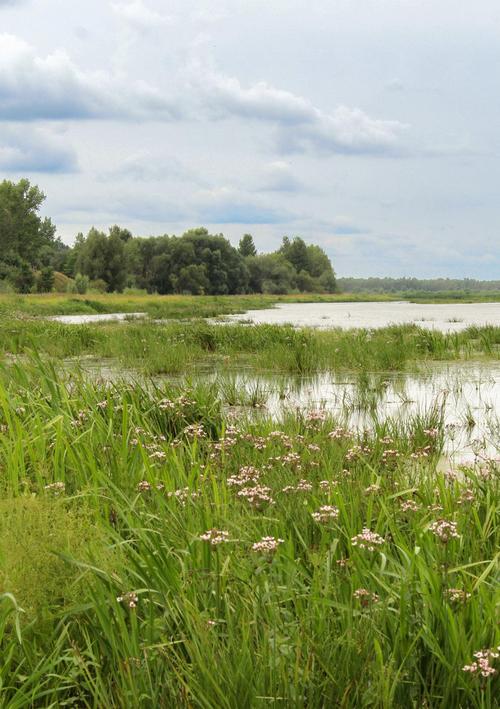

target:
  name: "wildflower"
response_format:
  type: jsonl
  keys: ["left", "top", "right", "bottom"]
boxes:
{"left": 282, "top": 479, "right": 313, "bottom": 494}
{"left": 117, "top": 592, "right": 138, "bottom": 609}
{"left": 336, "top": 557, "right": 349, "bottom": 568}
{"left": 364, "top": 483, "right": 381, "bottom": 494}
{"left": 137, "top": 480, "right": 152, "bottom": 492}
{"left": 400, "top": 499, "right": 421, "bottom": 513}
{"left": 199, "top": 529, "right": 229, "bottom": 546}
{"left": 444, "top": 468, "right": 459, "bottom": 483}
{"left": 227, "top": 465, "right": 261, "bottom": 487}
{"left": 96, "top": 400, "right": 108, "bottom": 410}
{"left": 305, "top": 410, "right": 326, "bottom": 423}
{"left": 167, "top": 487, "right": 199, "bottom": 505}
{"left": 328, "top": 427, "right": 352, "bottom": 440}
{"left": 183, "top": 423, "right": 206, "bottom": 439}
{"left": 312, "top": 505, "right": 339, "bottom": 523}
{"left": 251, "top": 536, "right": 284, "bottom": 554}
{"left": 353, "top": 588, "right": 379, "bottom": 606}
{"left": 351, "top": 528, "right": 385, "bottom": 551}
{"left": 458, "top": 488, "right": 475, "bottom": 505}
{"left": 44, "top": 481, "right": 65, "bottom": 495}
{"left": 237, "top": 485, "right": 275, "bottom": 507}
{"left": 462, "top": 647, "right": 499, "bottom": 678}
{"left": 444, "top": 588, "right": 471, "bottom": 604}
{"left": 149, "top": 450, "right": 166, "bottom": 461}
{"left": 319, "top": 479, "right": 338, "bottom": 491}
{"left": 428, "top": 519, "right": 460, "bottom": 543}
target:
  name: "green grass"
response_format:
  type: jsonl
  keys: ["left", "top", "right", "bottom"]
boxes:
{"left": 0, "top": 319, "right": 498, "bottom": 376}
{"left": 0, "top": 358, "right": 498, "bottom": 706}
{"left": 0, "top": 290, "right": 498, "bottom": 320}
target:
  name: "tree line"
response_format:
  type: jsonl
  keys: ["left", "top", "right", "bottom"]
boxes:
{"left": 0, "top": 179, "right": 336, "bottom": 295}
{"left": 337, "top": 277, "right": 500, "bottom": 293}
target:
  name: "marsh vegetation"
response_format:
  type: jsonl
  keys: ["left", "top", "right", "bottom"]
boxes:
{"left": 0, "top": 297, "right": 498, "bottom": 707}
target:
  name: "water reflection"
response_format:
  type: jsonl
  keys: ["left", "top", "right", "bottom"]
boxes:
{"left": 73, "top": 358, "right": 499, "bottom": 463}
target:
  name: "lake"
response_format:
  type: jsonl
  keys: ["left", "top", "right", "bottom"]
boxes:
{"left": 226, "top": 301, "right": 500, "bottom": 332}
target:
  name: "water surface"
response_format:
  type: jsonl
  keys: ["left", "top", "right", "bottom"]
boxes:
{"left": 227, "top": 301, "right": 500, "bottom": 332}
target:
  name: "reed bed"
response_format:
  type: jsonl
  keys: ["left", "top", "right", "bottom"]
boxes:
{"left": 0, "top": 321, "right": 498, "bottom": 376}
{"left": 0, "top": 359, "right": 498, "bottom": 707}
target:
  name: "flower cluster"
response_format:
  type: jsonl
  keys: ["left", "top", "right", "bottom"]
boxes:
{"left": 199, "top": 529, "right": 229, "bottom": 545}
{"left": 311, "top": 505, "right": 339, "bottom": 523}
{"left": 44, "top": 481, "right": 66, "bottom": 495}
{"left": 400, "top": 499, "right": 421, "bottom": 513}
{"left": 117, "top": 592, "right": 138, "bottom": 609}
{"left": 428, "top": 519, "right": 460, "bottom": 542}
{"left": 251, "top": 536, "right": 284, "bottom": 554}
{"left": 353, "top": 588, "right": 379, "bottom": 606}
{"left": 351, "top": 528, "right": 384, "bottom": 551}
{"left": 444, "top": 588, "right": 471, "bottom": 604}
{"left": 282, "top": 479, "right": 313, "bottom": 494}
{"left": 237, "top": 485, "right": 275, "bottom": 507}
{"left": 227, "top": 465, "right": 261, "bottom": 487}
{"left": 463, "top": 647, "right": 499, "bottom": 678}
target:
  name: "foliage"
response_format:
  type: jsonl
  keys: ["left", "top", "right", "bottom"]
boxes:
{"left": 0, "top": 359, "right": 497, "bottom": 706}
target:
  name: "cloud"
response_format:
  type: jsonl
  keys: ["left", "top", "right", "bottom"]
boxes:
{"left": 258, "top": 161, "right": 302, "bottom": 192}
{"left": 189, "top": 63, "right": 409, "bottom": 156}
{"left": 0, "top": 0, "right": 27, "bottom": 6}
{"left": 0, "top": 126, "right": 78, "bottom": 172}
{"left": 195, "top": 186, "right": 291, "bottom": 224}
{"left": 111, "top": 0, "right": 171, "bottom": 29}
{"left": 107, "top": 151, "right": 208, "bottom": 186}
{"left": 0, "top": 34, "right": 179, "bottom": 121}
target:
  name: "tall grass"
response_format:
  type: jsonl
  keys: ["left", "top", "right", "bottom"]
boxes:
{"left": 0, "top": 358, "right": 497, "bottom": 706}
{"left": 0, "top": 320, "right": 498, "bottom": 376}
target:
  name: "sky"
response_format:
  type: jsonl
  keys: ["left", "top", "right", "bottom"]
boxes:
{"left": 0, "top": 0, "right": 499, "bottom": 278}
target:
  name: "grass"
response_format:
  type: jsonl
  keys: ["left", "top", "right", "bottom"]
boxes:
{"left": 0, "top": 319, "right": 498, "bottom": 376}
{"left": 0, "top": 358, "right": 498, "bottom": 706}
{"left": 0, "top": 289, "right": 499, "bottom": 320}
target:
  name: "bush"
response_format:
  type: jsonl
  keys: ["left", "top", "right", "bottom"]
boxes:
{"left": 74, "top": 273, "right": 90, "bottom": 295}
{"left": 36, "top": 267, "right": 55, "bottom": 293}
{"left": 89, "top": 278, "right": 108, "bottom": 293}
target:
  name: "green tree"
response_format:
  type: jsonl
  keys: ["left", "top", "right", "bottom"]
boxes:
{"left": 238, "top": 233, "right": 257, "bottom": 257}
{"left": 36, "top": 266, "right": 55, "bottom": 293}
{"left": 0, "top": 179, "right": 56, "bottom": 267}
{"left": 279, "top": 236, "right": 309, "bottom": 273}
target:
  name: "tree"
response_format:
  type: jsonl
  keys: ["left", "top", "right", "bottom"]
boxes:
{"left": 238, "top": 233, "right": 257, "bottom": 257}
{"left": 36, "top": 266, "right": 55, "bottom": 293}
{"left": 0, "top": 179, "right": 56, "bottom": 266}
{"left": 279, "top": 236, "right": 309, "bottom": 273}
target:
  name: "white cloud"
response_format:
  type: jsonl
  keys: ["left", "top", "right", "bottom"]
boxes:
{"left": 111, "top": 1, "right": 171, "bottom": 30}
{"left": 0, "top": 126, "right": 77, "bottom": 172}
{"left": 189, "top": 63, "right": 409, "bottom": 156}
{"left": 259, "top": 161, "right": 302, "bottom": 192}
{"left": 0, "top": 33, "right": 178, "bottom": 120}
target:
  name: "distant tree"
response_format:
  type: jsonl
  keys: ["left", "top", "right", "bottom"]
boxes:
{"left": 36, "top": 266, "right": 55, "bottom": 293}
{"left": 109, "top": 225, "right": 133, "bottom": 243}
{"left": 0, "top": 179, "right": 56, "bottom": 268}
{"left": 238, "top": 233, "right": 257, "bottom": 257}
{"left": 13, "top": 262, "right": 35, "bottom": 293}
{"left": 74, "top": 273, "right": 89, "bottom": 294}
{"left": 257, "top": 253, "right": 296, "bottom": 294}
{"left": 279, "top": 236, "right": 309, "bottom": 273}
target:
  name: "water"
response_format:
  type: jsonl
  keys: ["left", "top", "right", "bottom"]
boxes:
{"left": 72, "top": 358, "right": 499, "bottom": 463}
{"left": 226, "top": 301, "right": 500, "bottom": 332}
{"left": 51, "top": 312, "right": 145, "bottom": 324}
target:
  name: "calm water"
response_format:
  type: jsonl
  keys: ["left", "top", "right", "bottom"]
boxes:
{"left": 51, "top": 312, "right": 145, "bottom": 324}
{"left": 227, "top": 301, "right": 500, "bottom": 332}
{"left": 73, "top": 358, "right": 499, "bottom": 463}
